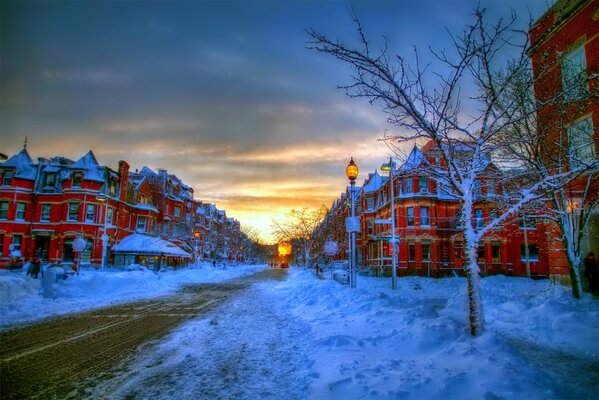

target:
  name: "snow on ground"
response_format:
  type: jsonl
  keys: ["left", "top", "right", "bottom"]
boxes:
{"left": 0, "top": 262, "right": 268, "bottom": 329}
{"left": 2, "top": 265, "right": 598, "bottom": 399}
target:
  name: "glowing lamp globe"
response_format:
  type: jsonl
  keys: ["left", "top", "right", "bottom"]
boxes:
{"left": 346, "top": 157, "right": 359, "bottom": 182}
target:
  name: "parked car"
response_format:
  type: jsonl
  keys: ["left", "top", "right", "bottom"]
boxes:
{"left": 280, "top": 262, "right": 289, "bottom": 269}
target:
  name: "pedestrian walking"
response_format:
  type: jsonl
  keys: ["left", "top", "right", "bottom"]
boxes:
{"left": 315, "top": 263, "right": 320, "bottom": 275}
{"left": 212, "top": 259, "right": 217, "bottom": 268}
{"left": 584, "top": 252, "right": 599, "bottom": 295}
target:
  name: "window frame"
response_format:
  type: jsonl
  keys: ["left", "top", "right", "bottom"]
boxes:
{"left": 85, "top": 204, "right": 95, "bottom": 222}
{"left": 561, "top": 44, "right": 587, "bottom": 99}
{"left": 406, "top": 207, "right": 414, "bottom": 227}
{"left": 2, "top": 170, "right": 14, "bottom": 186}
{"left": 0, "top": 201, "right": 8, "bottom": 219}
{"left": 420, "top": 207, "right": 430, "bottom": 227}
{"left": 15, "top": 202, "right": 26, "bottom": 221}
{"left": 41, "top": 204, "right": 52, "bottom": 222}
{"left": 567, "top": 116, "right": 595, "bottom": 164}
{"left": 67, "top": 203, "right": 79, "bottom": 221}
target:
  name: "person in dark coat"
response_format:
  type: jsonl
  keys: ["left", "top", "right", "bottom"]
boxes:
{"left": 30, "top": 258, "right": 41, "bottom": 279}
{"left": 584, "top": 252, "right": 599, "bottom": 294}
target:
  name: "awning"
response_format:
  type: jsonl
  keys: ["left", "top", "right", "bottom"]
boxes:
{"left": 112, "top": 233, "right": 191, "bottom": 258}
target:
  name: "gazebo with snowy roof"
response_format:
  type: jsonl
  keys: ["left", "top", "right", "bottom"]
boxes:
{"left": 111, "top": 233, "right": 191, "bottom": 271}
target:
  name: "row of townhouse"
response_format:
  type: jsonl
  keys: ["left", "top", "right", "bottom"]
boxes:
{"left": 0, "top": 148, "right": 245, "bottom": 269}
{"left": 318, "top": 143, "right": 557, "bottom": 278}
{"left": 317, "top": 0, "right": 599, "bottom": 281}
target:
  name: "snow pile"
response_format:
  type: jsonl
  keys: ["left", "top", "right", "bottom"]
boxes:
{"left": 266, "top": 270, "right": 599, "bottom": 399}
{"left": 0, "top": 263, "right": 268, "bottom": 329}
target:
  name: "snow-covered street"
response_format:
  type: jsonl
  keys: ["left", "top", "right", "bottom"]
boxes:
{"left": 2, "top": 265, "right": 598, "bottom": 399}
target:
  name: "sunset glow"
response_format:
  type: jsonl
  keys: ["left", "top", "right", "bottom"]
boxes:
{"left": 1, "top": 0, "right": 549, "bottom": 243}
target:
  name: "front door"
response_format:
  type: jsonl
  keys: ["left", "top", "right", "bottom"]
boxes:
{"left": 35, "top": 236, "right": 50, "bottom": 261}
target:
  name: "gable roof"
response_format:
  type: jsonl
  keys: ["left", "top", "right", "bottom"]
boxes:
{"left": 0, "top": 149, "right": 37, "bottom": 180}
{"left": 401, "top": 145, "right": 430, "bottom": 171}
{"left": 71, "top": 150, "right": 105, "bottom": 182}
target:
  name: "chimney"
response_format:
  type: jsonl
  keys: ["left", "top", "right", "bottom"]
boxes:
{"left": 118, "top": 160, "right": 130, "bottom": 201}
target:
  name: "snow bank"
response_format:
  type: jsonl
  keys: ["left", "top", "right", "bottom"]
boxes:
{"left": 267, "top": 270, "right": 599, "bottom": 399}
{"left": 0, "top": 263, "right": 268, "bottom": 329}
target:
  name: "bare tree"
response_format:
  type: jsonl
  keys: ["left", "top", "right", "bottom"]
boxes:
{"left": 307, "top": 8, "right": 596, "bottom": 335}
{"left": 271, "top": 206, "right": 328, "bottom": 267}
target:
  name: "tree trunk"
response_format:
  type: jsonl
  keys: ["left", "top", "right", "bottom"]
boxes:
{"left": 463, "top": 200, "right": 484, "bottom": 336}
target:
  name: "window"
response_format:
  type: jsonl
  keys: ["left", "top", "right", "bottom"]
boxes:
{"left": 491, "top": 242, "right": 501, "bottom": 263}
{"left": 561, "top": 45, "right": 587, "bottom": 99}
{"left": 367, "top": 220, "right": 374, "bottom": 235}
{"left": 568, "top": 117, "right": 595, "bottom": 164}
{"left": 475, "top": 208, "right": 484, "bottom": 228}
{"left": 85, "top": 204, "right": 95, "bottom": 222}
{"left": 137, "top": 216, "right": 147, "bottom": 232}
{"left": 366, "top": 196, "right": 374, "bottom": 210}
{"left": 44, "top": 173, "right": 56, "bottom": 187}
{"left": 454, "top": 243, "right": 463, "bottom": 259}
{"left": 16, "top": 203, "right": 25, "bottom": 220}
{"left": 420, "top": 207, "right": 430, "bottom": 227}
{"left": 2, "top": 170, "right": 14, "bottom": 186}
{"left": 521, "top": 245, "right": 539, "bottom": 262}
{"left": 0, "top": 234, "right": 3, "bottom": 256}
{"left": 419, "top": 177, "right": 428, "bottom": 194}
{"left": 406, "top": 179, "right": 413, "bottom": 194}
{"left": 12, "top": 234, "right": 22, "bottom": 252}
{"left": 110, "top": 179, "right": 118, "bottom": 196}
{"left": 174, "top": 206, "right": 181, "bottom": 218}
{"left": 68, "top": 203, "right": 79, "bottom": 221}
{"left": 106, "top": 207, "right": 114, "bottom": 226}
{"left": 407, "top": 207, "right": 414, "bottom": 227}
{"left": 477, "top": 246, "right": 485, "bottom": 262}
{"left": 0, "top": 201, "right": 8, "bottom": 219}
{"left": 421, "top": 241, "right": 431, "bottom": 262}
{"left": 41, "top": 204, "right": 51, "bottom": 222}
{"left": 72, "top": 172, "right": 82, "bottom": 187}
{"left": 408, "top": 240, "right": 416, "bottom": 261}
{"left": 489, "top": 208, "right": 499, "bottom": 223}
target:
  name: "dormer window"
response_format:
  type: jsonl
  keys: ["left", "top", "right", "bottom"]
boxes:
{"left": 45, "top": 173, "right": 56, "bottom": 187}
{"left": 174, "top": 206, "right": 181, "bottom": 218}
{"left": 2, "top": 170, "right": 14, "bottom": 186}
{"left": 109, "top": 179, "right": 118, "bottom": 196}
{"left": 72, "top": 172, "right": 82, "bottom": 187}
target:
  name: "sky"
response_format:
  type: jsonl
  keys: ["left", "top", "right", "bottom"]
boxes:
{"left": 0, "top": 0, "right": 552, "bottom": 243}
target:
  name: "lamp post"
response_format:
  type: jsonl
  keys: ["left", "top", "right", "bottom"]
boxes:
{"left": 382, "top": 157, "right": 398, "bottom": 290}
{"left": 346, "top": 157, "right": 359, "bottom": 288}
{"left": 194, "top": 231, "right": 200, "bottom": 268}
{"left": 96, "top": 193, "right": 109, "bottom": 272}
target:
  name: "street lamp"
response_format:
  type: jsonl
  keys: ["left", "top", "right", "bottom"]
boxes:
{"left": 381, "top": 157, "right": 398, "bottom": 290}
{"left": 96, "top": 193, "right": 109, "bottom": 272}
{"left": 194, "top": 231, "right": 200, "bottom": 268}
{"left": 346, "top": 157, "right": 359, "bottom": 288}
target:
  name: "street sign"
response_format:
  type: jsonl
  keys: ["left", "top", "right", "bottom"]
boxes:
{"left": 346, "top": 217, "right": 361, "bottom": 233}
{"left": 374, "top": 219, "right": 392, "bottom": 224}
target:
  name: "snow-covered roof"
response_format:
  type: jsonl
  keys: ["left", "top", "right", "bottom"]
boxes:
{"left": 363, "top": 171, "right": 386, "bottom": 193}
{"left": 401, "top": 145, "right": 430, "bottom": 171}
{"left": 134, "top": 203, "right": 159, "bottom": 213}
{"left": 1, "top": 149, "right": 37, "bottom": 180}
{"left": 112, "top": 233, "right": 191, "bottom": 258}
{"left": 70, "top": 151, "right": 105, "bottom": 182}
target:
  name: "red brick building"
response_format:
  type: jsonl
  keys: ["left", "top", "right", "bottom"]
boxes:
{"left": 0, "top": 148, "right": 243, "bottom": 269}
{"left": 529, "top": 0, "right": 599, "bottom": 277}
